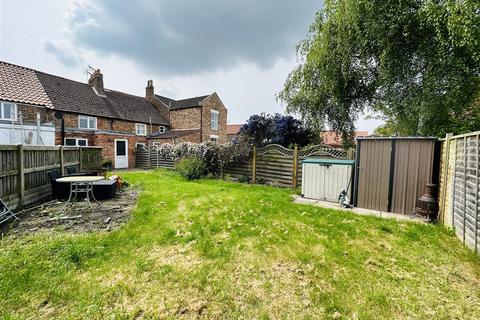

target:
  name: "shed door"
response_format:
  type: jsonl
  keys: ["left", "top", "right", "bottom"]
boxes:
{"left": 356, "top": 140, "right": 391, "bottom": 211}
{"left": 302, "top": 163, "right": 353, "bottom": 202}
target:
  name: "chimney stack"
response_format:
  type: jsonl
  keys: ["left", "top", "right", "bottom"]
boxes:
{"left": 88, "top": 69, "right": 105, "bottom": 96}
{"left": 146, "top": 79, "right": 154, "bottom": 98}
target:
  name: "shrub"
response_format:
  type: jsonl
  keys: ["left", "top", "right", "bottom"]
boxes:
{"left": 155, "top": 141, "right": 251, "bottom": 176}
{"left": 176, "top": 157, "right": 207, "bottom": 180}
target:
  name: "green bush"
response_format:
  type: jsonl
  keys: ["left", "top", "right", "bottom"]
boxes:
{"left": 176, "top": 157, "right": 207, "bottom": 180}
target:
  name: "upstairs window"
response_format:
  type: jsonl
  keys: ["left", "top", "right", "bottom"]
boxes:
{"left": 0, "top": 102, "right": 17, "bottom": 120}
{"left": 159, "top": 126, "right": 166, "bottom": 133}
{"left": 79, "top": 115, "right": 97, "bottom": 129}
{"left": 136, "top": 123, "right": 147, "bottom": 136}
{"left": 211, "top": 110, "right": 219, "bottom": 130}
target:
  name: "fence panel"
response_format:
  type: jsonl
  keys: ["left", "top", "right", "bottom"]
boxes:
{"left": 135, "top": 145, "right": 174, "bottom": 169}
{"left": 439, "top": 131, "right": 480, "bottom": 254}
{"left": 0, "top": 145, "right": 102, "bottom": 210}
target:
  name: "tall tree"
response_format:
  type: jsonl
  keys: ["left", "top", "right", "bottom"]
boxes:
{"left": 279, "top": 0, "right": 480, "bottom": 139}
{"left": 240, "top": 113, "right": 313, "bottom": 147}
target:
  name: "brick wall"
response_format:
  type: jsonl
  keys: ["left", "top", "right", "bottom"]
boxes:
{"left": 200, "top": 93, "right": 228, "bottom": 143}
{"left": 149, "top": 131, "right": 201, "bottom": 145}
{"left": 169, "top": 107, "right": 202, "bottom": 130}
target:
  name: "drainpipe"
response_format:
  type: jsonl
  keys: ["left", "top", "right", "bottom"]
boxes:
{"left": 199, "top": 106, "right": 203, "bottom": 142}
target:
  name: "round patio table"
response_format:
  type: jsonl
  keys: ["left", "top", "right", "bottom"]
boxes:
{"left": 56, "top": 176, "right": 104, "bottom": 212}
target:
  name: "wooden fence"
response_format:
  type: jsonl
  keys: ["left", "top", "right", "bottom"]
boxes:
{"left": 225, "top": 144, "right": 353, "bottom": 188}
{"left": 0, "top": 145, "right": 103, "bottom": 210}
{"left": 438, "top": 131, "right": 480, "bottom": 254}
{"left": 135, "top": 145, "right": 174, "bottom": 169}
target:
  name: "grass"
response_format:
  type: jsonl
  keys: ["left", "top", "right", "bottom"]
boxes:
{"left": 1, "top": 169, "right": 479, "bottom": 319}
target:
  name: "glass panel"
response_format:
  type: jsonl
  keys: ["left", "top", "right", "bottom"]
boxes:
{"left": 79, "top": 116, "right": 88, "bottom": 128}
{"left": 3, "top": 103, "right": 14, "bottom": 119}
{"left": 116, "top": 140, "right": 126, "bottom": 156}
{"left": 88, "top": 117, "right": 96, "bottom": 129}
{"left": 77, "top": 139, "right": 87, "bottom": 146}
{"left": 65, "top": 139, "right": 76, "bottom": 146}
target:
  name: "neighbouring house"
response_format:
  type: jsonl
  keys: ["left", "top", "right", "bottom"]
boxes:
{"left": 0, "top": 61, "right": 228, "bottom": 168}
{"left": 321, "top": 130, "right": 369, "bottom": 147}
{"left": 226, "top": 124, "right": 244, "bottom": 141}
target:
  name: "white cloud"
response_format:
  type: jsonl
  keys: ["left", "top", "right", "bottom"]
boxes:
{"left": 43, "top": 37, "right": 83, "bottom": 67}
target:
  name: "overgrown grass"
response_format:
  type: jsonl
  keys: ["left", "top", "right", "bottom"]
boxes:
{"left": 1, "top": 169, "right": 479, "bottom": 319}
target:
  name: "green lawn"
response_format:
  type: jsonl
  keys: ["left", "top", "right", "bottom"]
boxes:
{"left": 1, "top": 170, "right": 479, "bottom": 319}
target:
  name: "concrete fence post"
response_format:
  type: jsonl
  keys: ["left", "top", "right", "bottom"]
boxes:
{"left": 292, "top": 144, "right": 299, "bottom": 189}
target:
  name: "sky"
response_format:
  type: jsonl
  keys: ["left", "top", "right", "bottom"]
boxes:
{"left": 0, "top": 0, "right": 382, "bottom": 132}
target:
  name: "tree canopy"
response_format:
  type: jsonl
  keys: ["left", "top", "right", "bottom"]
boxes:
{"left": 239, "top": 113, "right": 314, "bottom": 147}
{"left": 279, "top": 0, "right": 480, "bottom": 138}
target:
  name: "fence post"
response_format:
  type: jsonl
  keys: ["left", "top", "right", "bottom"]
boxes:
{"left": 79, "top": 147, "right": 83, "bottom": 171}
{"left": 17, "top": 144, "right": 25, "bottom": 209}
{"left": 439, "top": 133, "right": 452, "bottom": 225}
{"left": 347, "top": 147, "right": 354, "bottom": 160}
{"left": 292, "top": 144, "right": 299, "bottom": 189}
{"left": 475, "top": 134, "right": 479, "bottom": 254}
{"left": 59, "top": 145, "right": 65, "bottom": 175}
{"left": 252, "top": 145, "right": 257, "bottom": 183}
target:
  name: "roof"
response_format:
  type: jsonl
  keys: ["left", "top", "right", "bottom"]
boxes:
{"left": 0, "top": 61, "right": 53, "bottom": 108}
{"left": 102, "top": 89, "right": 169, "bottom": 125}
{"left": 155, "top": 94, "right": 209, "bottom": 110}
{"left": 35, "top": 70, "right": 168, "bottom": 125}
{"left": 302, "top": 159, "right": 355, "bottom": 165}
{"left": 227, "top": 124, "right": 243, "bottom": 135}
{"left": 321, "top": 131, "right": 369, "bottom": 146}
{"left": 150, "top": 129, "right": 200, "bottom": 139}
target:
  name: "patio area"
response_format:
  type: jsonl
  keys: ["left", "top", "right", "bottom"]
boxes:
{"left": 1, "top": 187, "right": 137, "bottom": 236}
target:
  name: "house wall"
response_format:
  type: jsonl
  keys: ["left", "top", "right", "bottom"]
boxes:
{"left": 201, "top": 93, "right": 228, "bottom": 143}
{"left": 169, "top": 107, "right": 202, "bottom": 130}
{"left": 149, "top": 131, "right": 201, "bottom": 146}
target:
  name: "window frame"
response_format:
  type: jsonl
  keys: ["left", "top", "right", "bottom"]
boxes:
{"left": 210, "top": 110, "right": 219, "bottom": 130}
{"left": 209, "top": 134, "right": 219, "bottom": 143}
{"left": 159, "top": 126, "right": 166, "bottom": 134}
{"left": 64, "top": 138, "right": 88, "bottom": 146}
{"left": 135, "top": 123, "right": 147, "bottom": 136}
{"left": 0, "top": 101, "right": 17, "bottom": 120}
{"left": 78, "top": 115, "right": 97, "bottom": 130}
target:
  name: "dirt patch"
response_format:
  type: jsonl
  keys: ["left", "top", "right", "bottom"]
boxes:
{"left": 1, "top": 187, "right": 138, "bottom": 237}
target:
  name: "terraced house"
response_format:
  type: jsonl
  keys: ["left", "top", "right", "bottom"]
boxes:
{"left": 0, "top": 61, "right": 228, "bottom": 168}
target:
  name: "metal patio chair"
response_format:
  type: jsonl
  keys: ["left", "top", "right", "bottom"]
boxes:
{"left": 0, "top": 198, "right": 19, "bottom": 225}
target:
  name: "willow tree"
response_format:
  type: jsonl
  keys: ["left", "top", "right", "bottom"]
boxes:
{"left": 279, "top": 0, "right": 480, "bottom": 139}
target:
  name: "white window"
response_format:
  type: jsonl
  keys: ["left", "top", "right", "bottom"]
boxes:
{"left": 0, "top": 101, "right": 17, "bottom": 120}
{"left": 210, "top": 134, "right": 219, "bottom": 142}
{"left": 211, "top": 110, "right": 219, "bottom": 130}
{"left": 136, "top": 123, "right": 147, "bottom": 136}
{"left": 78, "top": 115, "right": 97, "bottom": 129}
{"left": 159, "top": 126, "right": 166, "bottom": 133}
{"left": 65, "top": 138, "right": 88, "bottom": 146}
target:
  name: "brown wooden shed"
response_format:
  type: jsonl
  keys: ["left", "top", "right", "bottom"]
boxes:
{"left": 353, "top": 137, "right": 441, "bottom": 215}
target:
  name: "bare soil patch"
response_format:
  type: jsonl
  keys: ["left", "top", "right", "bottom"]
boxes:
{"left": 1, "top": 187, "right": 138, "bottom": 237}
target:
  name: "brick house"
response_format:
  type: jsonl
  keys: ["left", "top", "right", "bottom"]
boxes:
{"left": 0, "top": 61, "right": 228, "bottom": 168}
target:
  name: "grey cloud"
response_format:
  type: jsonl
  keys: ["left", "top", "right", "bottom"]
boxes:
{"left": 63, "top": 0, "right": 321, "bottom": 75}
{"left": 43, "top": 38, "right": 83, "bottom": 67}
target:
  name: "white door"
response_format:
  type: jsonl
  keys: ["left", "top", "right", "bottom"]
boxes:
{"left": 115, "top": 139, "right": 128, "bottom": 169}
